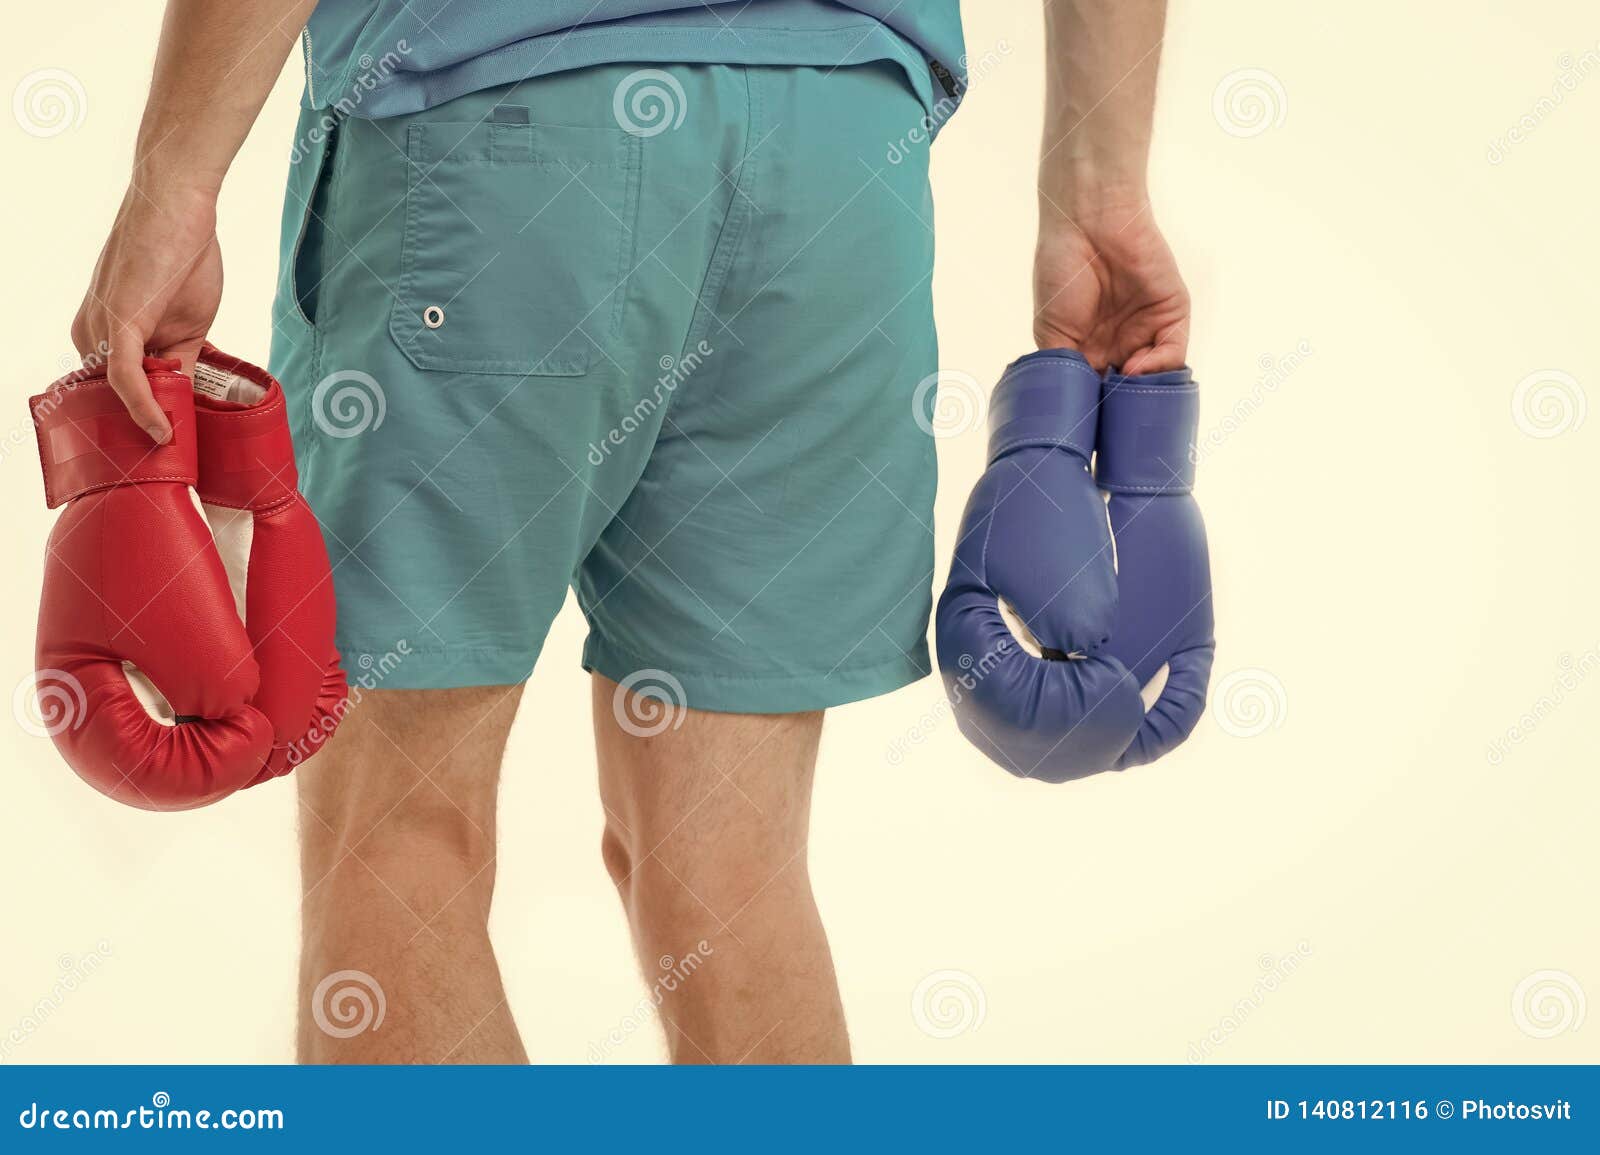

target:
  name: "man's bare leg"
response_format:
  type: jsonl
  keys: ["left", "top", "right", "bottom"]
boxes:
{"left": 297, "top": 686, "right": 526, "bottom": 1063}
{"left": 593, "top": 675, "right": 848, "bottom": 1064}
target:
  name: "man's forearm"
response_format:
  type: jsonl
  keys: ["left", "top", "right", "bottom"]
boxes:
{"left": 1039, "top": 0, "right": 1168, "bottom": 221}
{"left": 134, "top": 0, "right": 317, "bottom": 196}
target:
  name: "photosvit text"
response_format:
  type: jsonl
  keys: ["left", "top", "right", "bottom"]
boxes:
{"left": 1265, "top": 1098, "right": 1573, "bottom": 1122}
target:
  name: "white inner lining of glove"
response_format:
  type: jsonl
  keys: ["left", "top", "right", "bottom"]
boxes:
{"left": 997, "top": 598, "right": 1171, "bottom": 714}
{"left": 123, "top": 663, "right": 175, "bottom": 726}
{"left": 203, "top": 502, "right": 254, "bottom": 622}
{"left": 119, "top": 375, "right": 259, "bottom": 724}
{"left": 191, "top": 362, "right": 266, "bottom": 405}
{"left": 1102, "top": 490, "right": 1119, "bottom": 574}
{"left": 1140, "top": 664, "right": 1168, "bottom": 711}
{"left": 998, "top": 598, "right": 1052, "bottom": 660}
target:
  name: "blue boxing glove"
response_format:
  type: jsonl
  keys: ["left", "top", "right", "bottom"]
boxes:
{"left": 936, "top": 350, "right": 1145, "bottom": 780}
{"left": 935, "top": 351, "right": 1214, "bottom": 782}
{"left": 1096, "top": 367, "right": 1215, "bottom": 769}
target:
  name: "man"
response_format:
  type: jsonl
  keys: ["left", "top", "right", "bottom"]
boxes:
{"left": 72, "top": 0, "right": 1189, "bottom": 1063}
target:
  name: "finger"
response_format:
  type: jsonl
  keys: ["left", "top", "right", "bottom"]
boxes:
{"left": 153, "top": 336, "right": 206, "bottom": 383}
{"left": 1121, "top": 331, "right": 1189, "bottom": 376}
{"left": 70, "top": 308, "right": 92, "bottom": 360}
{"left": 104, "top": 330, "right": 172, "bottom": 444}
{"left": 72, "top": 324, "right": 110, "bottom": 378}
{"left": 1120, "top": 347, "right": 1162, "bottom": 375}
{"left": 1032, "top": 320, "right": 1088, "bottom": 356}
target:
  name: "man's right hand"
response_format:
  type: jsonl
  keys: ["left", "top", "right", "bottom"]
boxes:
{"left": 70, "top": 178, "right": 223, "bottom": 443}
{"left": 62, "top": 0, "right": 319, "bottom": 439}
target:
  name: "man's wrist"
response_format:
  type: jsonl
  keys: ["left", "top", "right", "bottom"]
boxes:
{"left": 1038, "top": 186, "right": 1151, "bottom": 236}
{"left": 1039, "top": 157, "right": 1148, "bottom": 219}
{"left": 132, "top": 106, "right": 235, "bottom": 202}
{"left": 127, "top": 161, "right": 224, "bottom": 206}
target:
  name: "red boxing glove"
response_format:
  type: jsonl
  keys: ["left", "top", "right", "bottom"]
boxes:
{"left": 191, "top": 345, "right": 347, "bottom": 782}
{"left": 31, "top": 359, "right": 273, "bottom": 810}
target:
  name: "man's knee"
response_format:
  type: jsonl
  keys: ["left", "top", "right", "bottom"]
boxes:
{"left": 600, "top": 817, "right": 636, "bottom": 902}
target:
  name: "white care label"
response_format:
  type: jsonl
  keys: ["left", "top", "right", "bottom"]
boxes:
{"left": 191, "top": 362, "right": 239, "bottom": 400}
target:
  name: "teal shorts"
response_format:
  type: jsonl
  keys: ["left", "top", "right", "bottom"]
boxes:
{"left": 268, "top": 62, "right": 939, "bottom": 713}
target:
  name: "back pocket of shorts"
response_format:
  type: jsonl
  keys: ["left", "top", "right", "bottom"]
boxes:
{"left": 389, "top": 116, "right": 640, "bottom": 377}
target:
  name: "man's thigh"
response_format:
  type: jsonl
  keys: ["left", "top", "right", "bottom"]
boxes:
{"left": 593, "top": 675, "right": 824, "bottom": 883}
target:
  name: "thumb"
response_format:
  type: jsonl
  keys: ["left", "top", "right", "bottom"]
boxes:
{"left": 104, "top": 333, "right": 171, "bottom": 444}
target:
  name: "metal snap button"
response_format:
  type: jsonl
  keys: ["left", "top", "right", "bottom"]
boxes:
{"left": 422, "top": 305, "right": 445, "bottom": 329}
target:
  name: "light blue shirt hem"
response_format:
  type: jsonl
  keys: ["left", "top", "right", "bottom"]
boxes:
{"left": 310, "top": 22, "right": 955, "bottom": 130}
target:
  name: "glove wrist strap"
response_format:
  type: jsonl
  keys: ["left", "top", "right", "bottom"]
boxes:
{"left": 986, "top": 349, "right": 1101, "bottom": 464}
{"left": 1096, "top": 368, "right": 1200, "bottom": 494}
{"left": 31, "top": 374, "right": 198, "bottom": 509}
{"left": 192, "top": 347, "right": 298, "bottom": 511}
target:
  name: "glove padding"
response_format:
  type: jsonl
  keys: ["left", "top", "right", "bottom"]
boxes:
{"left": 935, "top": 350, "right": 1214, "bottom": 782}
{"left": 31, "top": 349, "right": 348, "bottom": 809}
{"left": 32, "top": 360, "right": 273, "bottom": 809}
{"left": 1097, "top": 367, "right": 1215, "bottom": 769}
{"left": 191, "top": 344, "right": 348, "bottom": 784}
